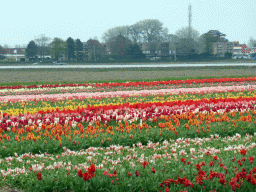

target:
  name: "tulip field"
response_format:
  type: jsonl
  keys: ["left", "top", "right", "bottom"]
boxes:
{"left": 1, "top": 76, "right": 256, "bottom": 192}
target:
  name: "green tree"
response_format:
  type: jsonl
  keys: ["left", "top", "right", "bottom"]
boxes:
{"left": 224, "top": 51, "right": 232, "bottom": 59}
{"left": 175, "top": 38, "right": 198, "bottom": 58}
{"left": 106, "top": 34, "right": 132, "bottom": 59}
{"left": 66, "top": 37, "right": 76, "bottom": 61}
{"left": 25, "top": 41, "right": 38, "bottom": 59}
{"left": 49, "top": 38, "right": 67, "bottom": 61}
{"left": 126, "top": 43, "right": 146, "bottom": 60}
{"left": 75, "top": 39, "right": 83, "bottom": 61}
{"left": 201, "top": 33, "right": 215, "bottom": 54}
{"left": 0, "top": 46, "right": 7, "bottom": 60}
{"left": 175, "top": 26, "right": 200, "bottom": 57}
{"left": 86, "top": 39, "right": 107, "bottom": 61}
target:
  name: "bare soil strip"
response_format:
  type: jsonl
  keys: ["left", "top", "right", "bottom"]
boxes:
{"left": 0, "top": 67, "right": 256, "bottom": 83}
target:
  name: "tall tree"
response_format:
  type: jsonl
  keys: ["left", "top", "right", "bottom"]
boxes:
{"left": 49, "top": 38, "right": 67, "bottom": 61}
{"left": 201, "top": 33, "right": 215, "bottom": 54}
{"left": 106, "top": 34, "right": 132, "bottom": 59}
{"left": 0, "top": 46, "right": 7, "bottom": 60}
{"left": 175, "top": 26, "right": 200, "bottom": 41}
{"left": 159, "top": 28, "right": 170, "bottom": 42}
{"left": 15, "top": 44, "right": 22, "bottom": 48}
{"left": 86, "top": 39, "right": 106, "bottom": 61}
{"left": 248, "top": 37, "right": 256, "bottom": 48}
{"left": 132, "top": 19, "right": 168, "bottom": 59}
{"left": 133, "top": 19, "right": 167, "bottom": 43}
{"left": 3, "top": 44, "right": 9, "bottom": 48}
{"left": 175, "top": 26, "right": 200, "bottom": 56}
{"left": 162, "top": 34, "right": 179, "bottom": 52}
{"left": 126, "top": 43, "right": 146, "bottom": 60}
{"left": 34, "top": 34, "right": 51, "bottom": 59}
{"left": 206, "top": 30, "right": 227, "bottom": 42}
{"left": 102, "top": 25, "right": 132, "bottom": 44}
{"left": 175, "top": 38, "right": 198, "bottom": 57}
{"left": 196, "top": 35, "right": 206, "bottom": 54}
{"left": 129, "top": 23, "right": 144, "bottom": 43}
{"left": 66, "top": 37, "right": 76, "bottom": 61}
{"left": 75, "top": 39, "right": 83, "bottom": 61}
{"left": 25, "top": 40, "right": 38, "bottom": 59}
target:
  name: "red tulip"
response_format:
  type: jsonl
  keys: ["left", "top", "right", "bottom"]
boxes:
{"left": 142, "top": 160, "right": 149, "bottom": 168}
{"left": 83, "top": 172, "right": 90, "bottom": 181}
{"left": 135, "top": 170, "right": 141, "bottom": 177}
{"left": 249, "top": 156, "right": 254, "bottom": 164}
{"left": 240, "top": 149, "right": 247, "bottom": 156}
{"left": 37, "top": 172, "right": 42, "bottom": 180}
{"left": 180, "top": 157, "right": 186, "bottom": 164}
{"left": 88, "top": 164, "right": 96, "bottom": 175}
{"left": 77, "top": 169, "right": 83, "bottom": 177}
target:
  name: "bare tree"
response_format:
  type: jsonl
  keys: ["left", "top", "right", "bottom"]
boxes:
{"left": 174, "top": 26, "right": 201, "bottom": 56}
{"left": 102, "top": 19, "right": 168, "bottom": 60}
{"left": 175, "top": 26, "right": 200, "bottom": 41}
{"left": 248, "top": 37, "right": 256, "bottom": 48}
{"left": 133, "top": 19, "right": 167, "bottom": 43}
{"left": 14, "top": 44, "right": 26, "bottom": 48}
{"left": 196, "top": 35, "right": 207, "bottom": 54}
{"left": 132, "top": 19, "right": 168, "bottom": 59}
{"left": 34, "top": 34, "right": 51, "bottom": 59}
{"left": 15, "top": 44, "right": 22, "bottom": 48}
{"left": 3, "top": 44, "right": 9, "bottom": 48}
{"left": 163, "top": 34, "right": 178, "bottom": 51}
{"left": 129, "top": 23, "right": 144, "bottom": 43}
{"left": 92, "top": 36, "right": 99, "bottom": 41}
{"left": 102, "top": 25, "right": 132, "bottom": 44}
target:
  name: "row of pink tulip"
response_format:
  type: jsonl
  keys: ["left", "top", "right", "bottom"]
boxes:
{"left": 0, "top": 81, "right": 254, "bottom": 96}
{"left": 0, "top": 85, "right": 254, "bottom": 103}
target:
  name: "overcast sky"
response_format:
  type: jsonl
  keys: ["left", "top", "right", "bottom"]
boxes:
{"left": 1, "top": 0, "right": 255, "bottom": 48}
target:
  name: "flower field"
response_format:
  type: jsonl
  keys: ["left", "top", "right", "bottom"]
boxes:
{"left": 0, "top": 76, "right": 256, "bottom": 192}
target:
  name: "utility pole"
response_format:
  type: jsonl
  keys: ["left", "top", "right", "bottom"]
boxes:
{"left": 93, "top": 46, "right": 96, "bottom": 61}
{"left": 154, "top": 43, "right": 156, "bottom": 60}
{"left": 174, "top": 45, "right": 176, "bottom": 62}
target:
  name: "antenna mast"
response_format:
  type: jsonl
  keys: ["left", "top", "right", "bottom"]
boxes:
{"left": 188, "top": 4, "right": 192, "bottom": 39}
